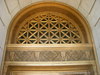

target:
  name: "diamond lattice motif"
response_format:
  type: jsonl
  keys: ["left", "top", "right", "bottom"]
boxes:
{"left": 16, "top": 12, "right": 83, "bottom": 44}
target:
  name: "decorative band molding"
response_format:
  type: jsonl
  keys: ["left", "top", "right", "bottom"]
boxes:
{"left": 6, "top": 50, "right": 94, "bottom": 61}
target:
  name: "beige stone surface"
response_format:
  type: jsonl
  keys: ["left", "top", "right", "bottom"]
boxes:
{"left": 94, "top": 18, "right": 100, "bottom": 63}
{"left": 55, "top": 0, "right": 80, "bottom": 9}
{"left": 5, "top": 0, "right": 19, "bottom": 13}
{"left": 0, "top": 47, "right": 3, "bottom": 66}
{"left": 32, "top": 0, "right": 43, "bottom": 3}
{"left": 87, "top": 0, "right": 100, "bottom": 27}
{"left": 0, "top": 0, "right": 11, "bottom": 26}
{"left": 19, "top": 0, "right": 32, "bottom": 8}
{"left": 79, "top": 0, "right": 95, "bottom": 13}
{"left": 78, "top": 6, "right": 88, "bottom": 17}
{"left": 0, "top": 20, "right": 7, "bottom": 48}
{"left": 11, "top": 5, "right": 20, "bottom": 17}
{"left": 0, "top": 20, "right": 7, "bottom": 67}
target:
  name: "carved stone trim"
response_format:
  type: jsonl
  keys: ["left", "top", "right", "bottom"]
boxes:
{"left": 6, "top": 50, "right": 94, "bottom": 61}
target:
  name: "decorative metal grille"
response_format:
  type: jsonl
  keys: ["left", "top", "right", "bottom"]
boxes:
{"left": 16, "top": 12, "right": 83, "bottom": 44}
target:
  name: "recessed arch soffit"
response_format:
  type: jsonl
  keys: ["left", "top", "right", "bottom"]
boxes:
{"left": 8, "top": 2, "right": 92, "bottom": 44}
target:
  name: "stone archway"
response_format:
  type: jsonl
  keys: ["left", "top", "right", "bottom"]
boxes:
{"left": 3, "top": 2, "right": 98, "bottom": 75}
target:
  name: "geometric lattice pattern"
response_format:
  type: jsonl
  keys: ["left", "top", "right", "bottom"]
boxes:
{"left": 16, "top": 12, "right": 82, "bottom": 44}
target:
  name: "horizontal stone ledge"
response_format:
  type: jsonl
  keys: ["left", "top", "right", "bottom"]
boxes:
{"left": 5, "top": 61, "right": 95, "bottom": 66}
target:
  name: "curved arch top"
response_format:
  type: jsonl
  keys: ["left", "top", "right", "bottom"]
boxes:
{"left": 4, "top": 2, "right": 99, "bottom": 75}
{"left": 8, "top": 2, "right": 92, "bottom": 44}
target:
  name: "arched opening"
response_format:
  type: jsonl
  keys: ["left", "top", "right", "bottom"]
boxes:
{"left": 3, "top": 2, "right": 98, "bottom": 75}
